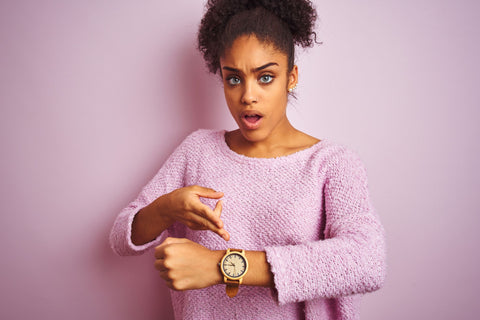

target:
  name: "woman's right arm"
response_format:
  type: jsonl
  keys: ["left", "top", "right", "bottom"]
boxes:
{"left": 131, "top": 186, "right": 230, "bottom": 246}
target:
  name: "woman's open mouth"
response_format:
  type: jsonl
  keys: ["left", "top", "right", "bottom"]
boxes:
{"left": 240, "top": 112, "right": 263, "bottom": 130}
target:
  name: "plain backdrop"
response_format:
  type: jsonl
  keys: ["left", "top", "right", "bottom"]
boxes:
{"left": 1, "top": 0, "right": 479, "bottom": 319}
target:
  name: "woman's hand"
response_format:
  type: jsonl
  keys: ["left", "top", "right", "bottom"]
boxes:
{"left": 162, "top": 185, "right": 230, "bottom": 241}
{"left": 154, "top": 237, "right": 224, "bottom": 291}
{"left": 131, "top": 185, "right": 229, "bottom": 246}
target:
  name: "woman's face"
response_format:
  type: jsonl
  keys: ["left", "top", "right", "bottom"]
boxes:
{"left": 220, "top": 35, "right": 297, "bottom": 143}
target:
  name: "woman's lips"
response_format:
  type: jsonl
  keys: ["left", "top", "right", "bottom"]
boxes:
{"left": 240, "top": 112, "right": 263, "bottom": 130}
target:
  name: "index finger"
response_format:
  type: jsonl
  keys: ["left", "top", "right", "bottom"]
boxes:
{"left": 192, "top": 186, "right": 224, "bottom": 199}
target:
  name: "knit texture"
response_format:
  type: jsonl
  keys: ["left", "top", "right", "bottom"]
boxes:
{"left": 110, "top": 129, "right": 386, "bottom": 320}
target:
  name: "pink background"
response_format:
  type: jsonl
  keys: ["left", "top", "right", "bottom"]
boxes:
{"left": 1, "top": 0, "right": 479, "bottom": 319}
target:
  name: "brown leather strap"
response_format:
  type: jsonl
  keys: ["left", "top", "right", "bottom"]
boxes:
{"left": 225, "top": 278, "right": 240, "bottom": 298}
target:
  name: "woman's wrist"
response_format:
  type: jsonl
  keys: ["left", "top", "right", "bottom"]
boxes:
{"left": 211, "top": 250, "right": 225, "bottom": 285}
{"left": 214, "top": 249, "right": 274, "bottom": 288}
{"left": 131, "top": 195, "right": 174, "bottom": 245}
{"left": 152, "top": 194, "right": 175, "bottom": 228}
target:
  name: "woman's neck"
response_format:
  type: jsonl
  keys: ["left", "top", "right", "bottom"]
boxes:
{"left": 225, "top": 124, "right": 319, "bottom": 158}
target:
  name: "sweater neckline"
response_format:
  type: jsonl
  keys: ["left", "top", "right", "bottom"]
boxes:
{"left": 216, "top": 130, "right": 327, "bottom": 164}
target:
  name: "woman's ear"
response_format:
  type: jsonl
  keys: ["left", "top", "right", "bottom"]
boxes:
{"left": 287, "top": 65, "right": 299, "bottom": 92}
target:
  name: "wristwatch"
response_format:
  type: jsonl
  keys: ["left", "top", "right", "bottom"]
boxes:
{"left": 220, "top": 248, "right": 249, "bottom": 298}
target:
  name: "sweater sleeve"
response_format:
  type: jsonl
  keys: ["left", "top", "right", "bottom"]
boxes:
{"left": 109, "top": 133, "right": 195, "bottom": 256}
{"left": 264, "top": 148, "right": 386, "bottom": 305}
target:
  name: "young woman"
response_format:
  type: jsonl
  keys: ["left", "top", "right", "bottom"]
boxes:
{"left": 110, "top": 1, "right": 386, "bottom": 319}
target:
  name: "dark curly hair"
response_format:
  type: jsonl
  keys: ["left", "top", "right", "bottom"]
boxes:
{"left": 197, "top": 0, "right": 318, "bottom": 75}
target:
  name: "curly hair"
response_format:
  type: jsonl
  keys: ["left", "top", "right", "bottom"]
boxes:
{"left": 197, "top": 0, "right": 318, "bottom": 75}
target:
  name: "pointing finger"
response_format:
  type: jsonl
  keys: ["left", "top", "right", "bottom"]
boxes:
{"left": 192, "top": 186, "right": 224, "bottom": 199}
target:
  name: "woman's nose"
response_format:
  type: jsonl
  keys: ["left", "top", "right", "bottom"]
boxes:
{"left": 240, "top": 81, "right": 258, "bottom": 105}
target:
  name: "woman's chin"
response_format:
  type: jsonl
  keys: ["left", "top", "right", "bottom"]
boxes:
{"left": 237, "top": 127, "right": 269, "bottom": 143}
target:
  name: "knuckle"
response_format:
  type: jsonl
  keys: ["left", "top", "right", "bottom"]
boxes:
{"left": 162, "top": 259, "right": 171, "bottom": 269}
{"left": 199, "top": 219, "right": 209, "bottom": 229}
{"left": 164, "top": 245, "right": 174, "bottom": 257}
{"left": 198, "top": 208, "right": 208, "bottom": 218}
{"left": 163, "top": 237, "right": 172, "bottom": 248}
{"left": 184, "top": 185, "right": 196, "bottom": 194}
{"left": 166, "top": 270, "right": 175, "bottom": 280}
{"left": 182, "top": 199, "right": 191, "bottom": 210}
{"left": 171, "top": 279, "right": 186, "bottom": 291}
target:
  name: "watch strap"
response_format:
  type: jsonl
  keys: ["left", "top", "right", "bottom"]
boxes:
{"left": 225, "top": 278, "right": 240, "bottom": 298}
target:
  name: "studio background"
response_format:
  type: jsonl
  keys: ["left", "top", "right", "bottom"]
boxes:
{"left": 1, "top": 0, "right": 479, "bottom": 319}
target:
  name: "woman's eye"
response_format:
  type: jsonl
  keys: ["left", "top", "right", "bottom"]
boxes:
{"left": 260, "top": 75, "right": 274, "bottom": 84}
{"left": 227, "top": 76, "right": 241, "bottom": 86}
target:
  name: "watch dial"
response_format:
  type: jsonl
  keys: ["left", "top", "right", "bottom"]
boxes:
{"left": 222, "top": 253, "right": 246, "bottom": 278}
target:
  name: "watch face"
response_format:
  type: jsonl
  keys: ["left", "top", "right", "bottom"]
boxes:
{"left": 222, "top": 253, "right": 247, "bottom": 279}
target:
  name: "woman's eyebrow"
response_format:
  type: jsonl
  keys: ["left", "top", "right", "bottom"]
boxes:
{"left": 222, "top": 62, "right": 279, "bottom": 73}
{"left": 254, "top": 62, "right": 278, "bottom": 72}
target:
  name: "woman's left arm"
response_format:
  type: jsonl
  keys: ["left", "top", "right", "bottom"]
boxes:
{"left": 263, "top": 149, "right": 387, "bottom": 304}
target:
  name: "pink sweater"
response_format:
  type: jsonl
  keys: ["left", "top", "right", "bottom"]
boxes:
{"left": 110, "top": 129, "right": 386, "bottom": 320}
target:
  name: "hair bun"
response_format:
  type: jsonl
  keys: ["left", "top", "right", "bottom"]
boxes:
{"left": 246, "top": 0, "right": 318, "bottom": 48}
{"left": 198, "top": 0, "right": 319, "bottom": 74}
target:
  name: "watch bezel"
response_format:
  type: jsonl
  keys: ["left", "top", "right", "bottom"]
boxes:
{"left": 220, "top": 251, "right": 249, "bottom": 281}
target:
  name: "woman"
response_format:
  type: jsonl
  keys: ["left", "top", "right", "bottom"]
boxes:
{"left": 110, "top": 0, "right": 386, "bottom": 319}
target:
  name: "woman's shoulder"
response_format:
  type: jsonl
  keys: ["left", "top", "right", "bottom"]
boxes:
{"left": 314, "top": 139, "right": 361, "bottom": 159}
{"left": 178, "top": 128, "right": 223, "bottom": 148}
{"left": 185, "top": 128, "right": 223, "bottom": 141}
{"left": 278, "top": 130, "right": 361, "bottom": 166}
{"left": 171, "top": 129, "right": 224, "bottom": 159}
{"left": 309, "top": 139, "right": 366, "bottom": 174}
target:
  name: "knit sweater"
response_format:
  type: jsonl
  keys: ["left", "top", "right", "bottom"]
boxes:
{"left": 110, "top": 129, "right": 386, "bottom": 320}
